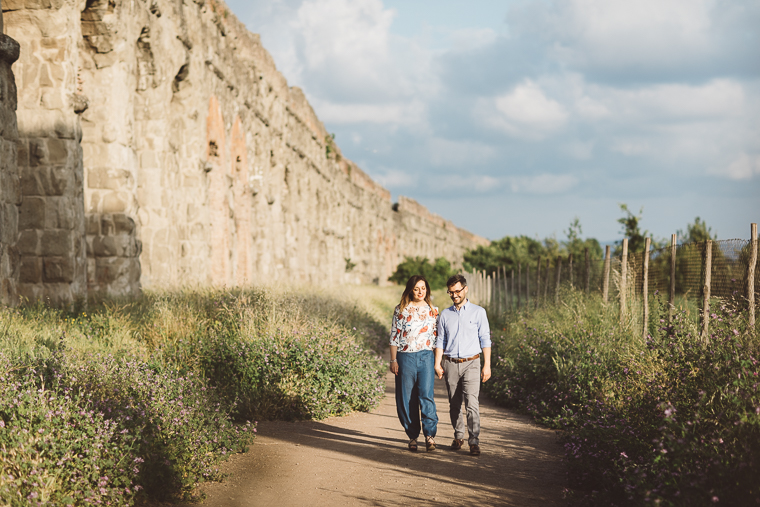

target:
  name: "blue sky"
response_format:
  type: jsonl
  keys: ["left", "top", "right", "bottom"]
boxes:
{"left": 226, "top": 0, "right": 759, "bottom": 243}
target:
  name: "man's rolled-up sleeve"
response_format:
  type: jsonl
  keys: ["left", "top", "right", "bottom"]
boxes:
{"left": 435, "top": 312, "right": 446, "bottom": 349}
{"left": 478, "top": 308, "right": 491, "bottom": 349}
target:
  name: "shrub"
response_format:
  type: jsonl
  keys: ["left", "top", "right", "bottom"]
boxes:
{"left": 485, "top": 292, "right": 760, "bottom": 506}
{"left": 388, "top": 256, "right": 454, "bottom": 290}
{"left": 0, "top": 353, "right": 139, "bottom": 506}
{"left": 0, "top": 286, "right": 392, "bottom": 504}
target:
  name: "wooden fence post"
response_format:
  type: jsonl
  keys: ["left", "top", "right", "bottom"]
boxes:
{"left": 517, "top": 263, "right": 522, "bottom": 309}
{"left": 620, "top": 239, "right": 628, "bottom": 326}
{"left": 584, "top": 248, "right": 590, "bottom": 294}
{"left": 544, "top": 257, "right": 550, "bottom": 300}
{"left": 569, "top": 254, "right": 574, "bottom": 288}
{"left": 643, "top": 237, "right": 651, "bottom": 340}
{"left": 748, "top": 224, "right": 757, "bottom": 330}
{"left": 487, "top": 273, "right": 493, "bottom": 307}
{"left": 502, "top": 266, "right": 508, "bottom": 314}
{"left": 554, "top": 256, "right": 562, "bottom": 304}
{"left": 526, "top": 265, "right": 531, "bottom": 310}
{"left": 669, "top": 234, "right": 677, "bottom": 323}
{"left": 481, "top": 270, "right": 487, "bottom": 305}
{"left": 602, "top": 246, "right": 611, "bottom": 303}
{"left": 701, "top": 240, "right": 713, "bottom": 341}
{"left": 510, "top": 269, "right": 515, "bottom": 311}
{"left": 535, "top": 257, "right": 542, "bottom": 309}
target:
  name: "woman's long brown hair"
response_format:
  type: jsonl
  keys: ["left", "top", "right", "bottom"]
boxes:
{"left": 398, "top": 275, "right": 432, "bottom": 313}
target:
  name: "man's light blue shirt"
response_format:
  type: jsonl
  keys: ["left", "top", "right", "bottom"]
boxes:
{"left": 435, "top": 300, "right": 491, "bottom": 358}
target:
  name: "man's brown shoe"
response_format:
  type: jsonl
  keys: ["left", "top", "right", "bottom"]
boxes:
{"left": 425, "top": 436, "right": 436, "bottom": 452}
{"left": 470, "top": 444, "right": 481, "bottom": 456}
{"left": 451, "top": 439, "right": 464, "bottom": 451}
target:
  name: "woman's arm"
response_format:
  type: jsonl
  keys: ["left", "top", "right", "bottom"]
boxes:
{"left": 390, "top": 307, "right": 401, "bottom": 375}
{"left": 390, "top": 345, "right": 399, "bottom": 375}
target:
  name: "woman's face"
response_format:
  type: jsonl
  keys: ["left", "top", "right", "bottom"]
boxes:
{"left": 412, "top": 280, "right": 427, "bottom": 303}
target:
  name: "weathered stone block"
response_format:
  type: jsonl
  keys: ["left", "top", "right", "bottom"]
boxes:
{"left": 92, "top": 235, "right": 116, "bottom": 257}
{"left": 112, "top": 213, "right": 135, "bottom": 234}
{"left": 18, "top": 196, "right": 45, "bottom": 229}
{"left": 40, "top": 165, "right": 70, "bottom": 195}
{"left": 45, "top": 197, "right": 77, "bottom": 229}
{"left": 87, "top": 167, "right": 132, "bottom": 189}
{"left": 16, "top": 140, "right": 29, "bottom": 167}
{"left": 19, "top": 166, "right": 44, "bottom": 195}
{"left": 1, "top": 0, "right": 26, "bottom": 11}
{"left": 94, "top": 256, "right": 131, "bottom": 286}
{"left": 99, "top": 214, "right": 114, "bottom": 236}
{"left": 16, "top": 230, "right": 39, "bottom": 255}
{"left": 19, "top": 257, "right": 41, "bottom": 283}
{"left": 46, "top": 138, "right": 68, "bottom": 165}
{"left": 29, "top": 138, "right": 47, "bottom": 166}
{"left": 40, "top": 229, "right": 73, "bottom": 256}
{"left": 101, "top": 191, "right": 128, "bottom": 213}
{"left": 42, "top": 257, "right": 74, "bottom": 283}
{"left": 85, "top": 213, "right": 100, "bottom": 235}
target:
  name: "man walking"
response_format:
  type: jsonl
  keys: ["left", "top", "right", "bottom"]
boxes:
{"left": 434, "top": 274, "right": 491, "bottom": 456}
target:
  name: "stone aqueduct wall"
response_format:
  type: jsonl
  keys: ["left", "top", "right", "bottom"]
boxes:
{"left": 1, "top": 0, "right": 488, "bottom": 304}
{"left": 0, "top": 8, "right": 20, "bottom": 305}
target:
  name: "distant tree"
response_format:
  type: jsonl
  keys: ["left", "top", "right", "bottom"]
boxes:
{"left": 462, "top": 218, "right": 602, "bottom": 277}
{"left": 388, "top": 256, "right": 454, "bottom": 290}
{"left": 464, "top": 235, "right": 545, "bottom": 275}
{"left": 678, "top": 217, "right": 716, "bottom": 244}
{"left": 564, "top": 217, "right": 603, "bottom": 261}
{"left": 615, "top": 204, "right": 650, "bottom": 254}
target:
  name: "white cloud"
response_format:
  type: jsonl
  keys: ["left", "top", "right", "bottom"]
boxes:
{"left": 512, "top": 0, "right": 760, "bottom": 80}
{"left": 607, "top": 79, "right": 745, "bottom": 121}
{"left": 229, "top": 0, "right": 760, "bottom": 241}
{"left": 711, "top": 153, "right": 760, "bottom": 180}
{"left": 373, "top": 168, "right": 416, "bottom": 188}
{"left": 484, "top": 80, "right": 568, "bottom": 139}
{"left": 508, "top": 174, "right": 578, "bottom": 195}
{"left": 427, "top": 138, "right": 496, "bottom": 168}
{"left": 311, "top": 99, "right": 426, "bottom": 125}
{"left": 574, "top": 95, "right": 611, "bottom": 120}
{"left": 431, "top": 174, "right": 502, "bottom": 194}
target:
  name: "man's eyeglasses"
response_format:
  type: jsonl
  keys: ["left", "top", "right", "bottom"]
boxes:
{"left": 447, "top": 287, "right": 465, "bottom": 297}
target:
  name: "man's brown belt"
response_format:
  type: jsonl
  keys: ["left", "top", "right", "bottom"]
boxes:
{"left": 445, "top": 354, "right": 480, "bottom": 363}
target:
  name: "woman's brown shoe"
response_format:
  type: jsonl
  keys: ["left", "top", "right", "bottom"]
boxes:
{"left": 408, "top": 439, "right": 418, "bottom": 451}
{"left": 451, "top": 438, "right": 464, "bottom": 451}
{"left": 425, "top": 436, "right": 436, "bottom": 452}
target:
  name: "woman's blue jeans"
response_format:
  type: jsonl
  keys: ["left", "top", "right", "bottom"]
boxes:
{"left": 395, "top": 350, "right": 438, "bottom": 441}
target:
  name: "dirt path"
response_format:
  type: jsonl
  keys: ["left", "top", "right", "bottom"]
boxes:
{"left": 186, "top": 356, "right": 565, "bottom": 507}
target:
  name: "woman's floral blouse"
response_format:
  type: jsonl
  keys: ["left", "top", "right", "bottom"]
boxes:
{"left": 389, "top": 304, "right": 439, "bottom": 352}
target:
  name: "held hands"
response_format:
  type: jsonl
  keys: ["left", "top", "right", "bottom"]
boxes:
{"left": 434, "top": 364, "right": 444, "bottom": 380}
{"left": 390, "top": 361, "right": 399, "bottom": 375}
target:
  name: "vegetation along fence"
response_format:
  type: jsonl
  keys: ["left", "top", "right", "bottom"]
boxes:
{"left": 464, "top": 223, "right": 759, "bottom": 338}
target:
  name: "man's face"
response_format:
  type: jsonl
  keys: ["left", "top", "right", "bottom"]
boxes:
{"left": 447, "top": 282, "right": 467, "bottom": 306}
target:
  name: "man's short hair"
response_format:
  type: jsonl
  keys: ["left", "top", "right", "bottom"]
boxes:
{"left": 446, "top": 274, "right": 467, "bottom": 288}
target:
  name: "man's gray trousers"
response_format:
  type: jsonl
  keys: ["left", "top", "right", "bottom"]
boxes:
{"left": 442, "top": 357, "right": 480, "bottom": 446}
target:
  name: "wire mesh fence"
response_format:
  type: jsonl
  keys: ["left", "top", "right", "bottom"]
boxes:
{"left": 464, "top": 226, "right": 759, "bottom": 336}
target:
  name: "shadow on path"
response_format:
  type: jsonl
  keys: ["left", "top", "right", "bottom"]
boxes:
{"left": 182, "top": 363, "right": 565, "bottom": 507}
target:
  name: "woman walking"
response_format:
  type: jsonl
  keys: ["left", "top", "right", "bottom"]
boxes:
{"left": 390, "top": 275, "right": 439, "bottom": 451}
